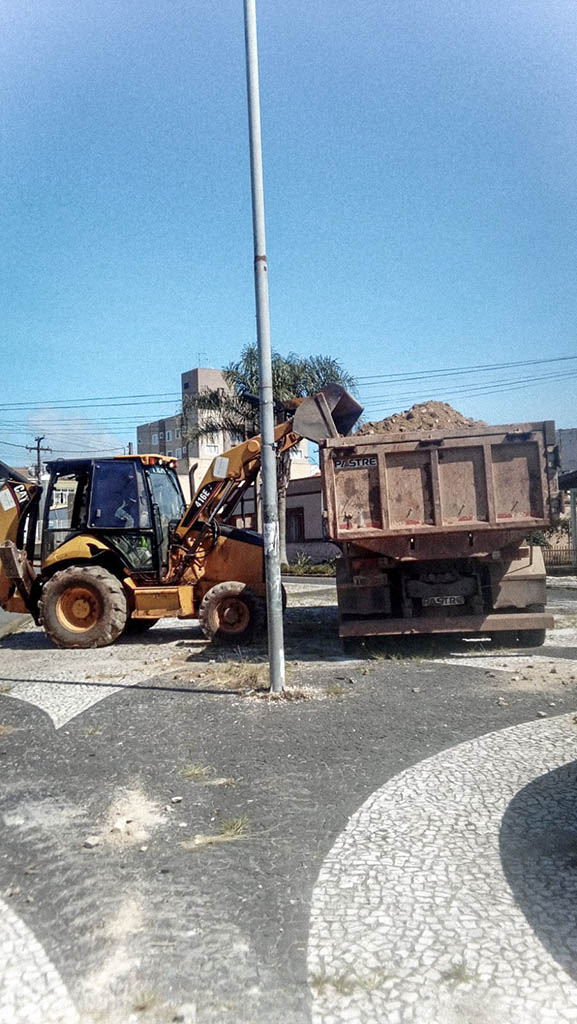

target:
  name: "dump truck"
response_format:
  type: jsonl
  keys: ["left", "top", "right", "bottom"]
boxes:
{"left": 0, "top": 385, "right": 361, "bottom": 648}
{"left": 320, "top": 420, "right": 561, "bottom": 648}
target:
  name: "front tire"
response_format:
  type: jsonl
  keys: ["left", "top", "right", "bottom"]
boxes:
{"left": 198, "top": 582, "right": 264, "bottom": 643}
{"left": 39, "top": 566, "right": 128, "bottom": 649}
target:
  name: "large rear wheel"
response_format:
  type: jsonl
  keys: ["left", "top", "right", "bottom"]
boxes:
{"left": 198, "top": 582, "right": 264, "bottom": 643}
{"left": 39, "top": 566, "right": 128, "bottom": 649}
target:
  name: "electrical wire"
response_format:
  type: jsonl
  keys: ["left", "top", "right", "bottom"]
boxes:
{"left": 355, "top": 354, "right": 577, "bottom": 385}
{"left": 1, "top": 354, "right": 575, "bottom": 412}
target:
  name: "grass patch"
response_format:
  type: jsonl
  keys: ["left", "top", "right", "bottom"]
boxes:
{"left": 83, "top": 726, "right": 101, "bottom": 737}
{"left": 0, "top": 724, "right": 16, "bottom": 736}
{"left": 179, "top": 762, "right": 212, "bottom": 780}
{"left": 282, "top": 557, "right": 336, "bottom": 576}
{"left": 441, "top": 962, "right": 477, "bottom": 987}
{"left": 310, "top": 970, "right": 391, "bottom": 995}
{"left": 181, "top": 816, "right": 250, "bottom": 850}
{"left": 0, "top": 684, "right": 14, "bottom": 694}
{"left": 179, "top": 763, "right": 235, "bottom": 786}
{"left": 324, "top": 684, "right": 346, "bottom": 698}
{"left": 131, "top": 990, "right": 157, "bottom": 1013}
{"left": 210, "top": 661, "right": 269, "bottom": 692}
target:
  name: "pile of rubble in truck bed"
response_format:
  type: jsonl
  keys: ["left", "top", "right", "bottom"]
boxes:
{"left": 355, "top": 400, "right": 487, "bottom": 436}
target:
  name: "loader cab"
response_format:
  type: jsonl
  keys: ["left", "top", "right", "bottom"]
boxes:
{"left": 42, "top": 457, "right": 186, "bottom": 575}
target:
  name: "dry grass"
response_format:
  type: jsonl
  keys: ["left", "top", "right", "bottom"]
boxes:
{"left": 179, "top": 762, "right": 235, "bottom": 786}
{"left": 181, "top": 816, "right": 250, "bottom": 850}
{"left": 131, "top": 990, "right": 158, "bottom": 1013}
{"left": 310, "top": 969, "right": 391, "bottom": 995}
{"left": 0, "top": 724, "right": 16, "bottom": 736}
{"left": 0, "top": 684, "right": 14, "bottom": 694}
{"left": 179, "top": 762, "right": 212, "bottom": 780}
{"left": 324, "top": 684, "right": 346, "bottom": 698}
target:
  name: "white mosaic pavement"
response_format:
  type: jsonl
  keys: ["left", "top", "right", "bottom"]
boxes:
{"left": 0, "top": 620, "right": 192, "bottom": 728}
{"left": 308, "top": 712, "right": 577, "bottom": 1024}
{"left": 0, "top": 901, "right": 79, "bottom": 1024}
{"left": 0, "top": 620, "right": 193, "bottom": 1023}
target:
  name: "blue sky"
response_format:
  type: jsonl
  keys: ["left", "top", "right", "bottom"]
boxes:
{"left": 1, "top": 0, "right": 576, "bottom": 464}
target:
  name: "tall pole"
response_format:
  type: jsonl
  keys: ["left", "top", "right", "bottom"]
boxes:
{"left": 570, "top": 489, "right": 577, "bottom": 568}
{"left": 243, "top": 0, "right": 285, "bottom": 692}
{"left": 26, "top": 436, "right": 52, "bottom": 482}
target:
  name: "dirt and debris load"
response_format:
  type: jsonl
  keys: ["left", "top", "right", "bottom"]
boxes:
{"left": 355, "top": 401, "right": 487, "bottom": 436}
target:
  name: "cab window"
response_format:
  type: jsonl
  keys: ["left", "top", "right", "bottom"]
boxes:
{"left": 89, "top": 462, "right": 151, "bottom": 530}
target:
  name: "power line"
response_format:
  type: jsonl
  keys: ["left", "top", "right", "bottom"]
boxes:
{"left": 355, "top": 354, "right": 577, "bottom": 385}
{"left": 1, "top": 355, "right": 575, "bottom": 412}
{"left": 0, "top": 439, "right": 30, "bottom": 449}
{"left": 2, "top": 366, "right": 571, "bottom": 432}
{"left": 360, "top": 371, "right": 577, "bottom": 413}
{"left": 0, "top": 392, "right": 181, "bottom": 411}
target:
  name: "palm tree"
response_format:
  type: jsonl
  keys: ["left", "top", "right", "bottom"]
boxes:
{"left": 182, "top": 345, "right": 356, "bottom": 565}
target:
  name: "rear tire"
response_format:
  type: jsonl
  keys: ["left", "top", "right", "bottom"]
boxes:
{"left": 39, "top": 566, "right": 127, "bottom": 649}
{"left": 199, "top": 582, "right": 264, "bottom": 644}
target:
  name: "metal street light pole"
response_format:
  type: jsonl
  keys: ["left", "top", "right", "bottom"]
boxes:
{"left": 243, "top": 0, "right": 285, "bottom": 692}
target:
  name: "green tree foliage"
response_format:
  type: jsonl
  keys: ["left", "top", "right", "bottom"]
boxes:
{"left": 182, "top": 346, "right": 355, "bottom": 564}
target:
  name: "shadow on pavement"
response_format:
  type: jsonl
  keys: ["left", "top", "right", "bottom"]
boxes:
{"left": 500, "top": 758, "right": 577, "bottom": 983}
{"left": 2, "top": 605, "right": 573, "bottom": 663}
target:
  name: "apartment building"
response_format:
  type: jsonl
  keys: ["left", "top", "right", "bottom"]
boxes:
{"left": 558, "top": 428, "right": 577, "bottom": 475}
{"left": 137, "top": 366, "right": 313, "bottom": 500}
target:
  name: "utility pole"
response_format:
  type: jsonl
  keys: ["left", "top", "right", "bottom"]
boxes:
{"left": 26, "top": 436, "right": 52, "bottom": 482}
{"left": 128, "top": 441, "right": 134, "bottom": 455}
{"left": 243, "top": 0, "right": 285, "bottom": 692}
{"left": 570, "top": 488, "right": 577, "bottom": 568}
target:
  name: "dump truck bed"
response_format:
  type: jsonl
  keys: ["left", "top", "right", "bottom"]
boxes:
{"left": 321, "top": 421, "right": 559, "bottom": 558}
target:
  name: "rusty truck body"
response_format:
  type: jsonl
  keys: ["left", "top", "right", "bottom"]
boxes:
{"left": 320, "top": 420, "right": 561, "bottom": 647}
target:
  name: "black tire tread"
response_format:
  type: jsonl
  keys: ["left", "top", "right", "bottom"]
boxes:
{"left": 39, "top": 565, "right": 127, "bottom": 649}
{"left": 198, "top": 581, "right": 263, "bottom": 644}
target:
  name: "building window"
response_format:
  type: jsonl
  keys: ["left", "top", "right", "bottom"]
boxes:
{"left": 175, "top": 447, "right": 182, "bottom": 459}
{"left": 286, "top": 507, "right": 305, "bottom": 543}
{"left": 152, "top": 433, "right": 158, "bottom": 445}
{"left": 183, "top": 382, "right": 189, "bottom": 390}
{"left": 204, "top": 444, "right": 219, "bottom": 455}
{"left": 166, "top": 430, "right": 172, "bottom": 441}
{"left": 159, "top": 431, "right": 164, "bottom": 440}
{"left": 167, "top": 450, "right": 173, "bottom": 457}
{"left": 175, "top": 428, "right": 181, "bottom": 439}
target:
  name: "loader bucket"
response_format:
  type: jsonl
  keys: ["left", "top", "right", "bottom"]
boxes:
{"left": 292, "top": 384, "right": 363, "bottom": 443}
{"left": 0, "top": 463, "right": 38, "bottom": 609}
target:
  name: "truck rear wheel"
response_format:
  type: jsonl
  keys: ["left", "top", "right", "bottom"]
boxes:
{"left": 39, "top": 566, "right": 128, "bottom": 649}
{"left": 199, "top": 582, "right": 263, "bottom": 643}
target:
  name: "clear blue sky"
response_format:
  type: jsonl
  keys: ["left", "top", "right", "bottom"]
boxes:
{"left": 1, "top": 0, "right": 576, "bottom": 464}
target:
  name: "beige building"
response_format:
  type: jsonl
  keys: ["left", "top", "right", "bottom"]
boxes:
{"left": 230, "top": 474, "right": 338, "bottom": 564}
{"left": 137, "top": 366, "right": 314, "bottom": 501}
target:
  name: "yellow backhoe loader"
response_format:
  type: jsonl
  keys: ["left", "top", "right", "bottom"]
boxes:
{"left": 0, "top": 385, "right": 361, "bottom": 648}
